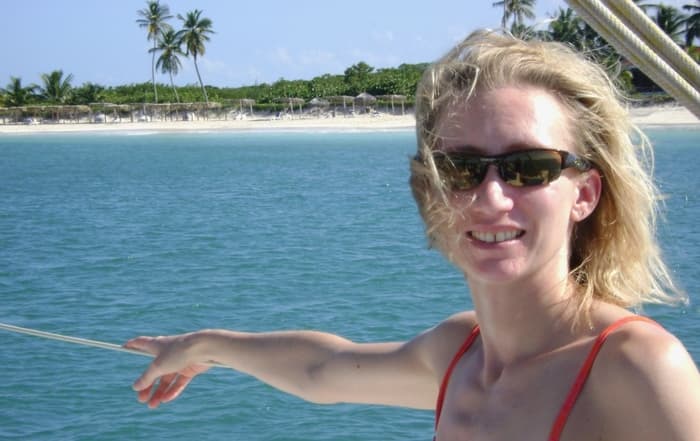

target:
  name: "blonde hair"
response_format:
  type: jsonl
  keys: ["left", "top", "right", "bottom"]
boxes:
{"left": 411, "top": 29, "right": 686, "bottom": 311}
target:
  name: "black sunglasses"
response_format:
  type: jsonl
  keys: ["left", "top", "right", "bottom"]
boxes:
{"left": 418, "top": 148, "right": 592, "bottom": 191}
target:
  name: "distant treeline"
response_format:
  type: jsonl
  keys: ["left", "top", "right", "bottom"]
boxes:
{"left": 95, "top": 62, "right": 427, "bottom": 108}
{"left": 0, "top": 61, "right": 426, "bottom": 110}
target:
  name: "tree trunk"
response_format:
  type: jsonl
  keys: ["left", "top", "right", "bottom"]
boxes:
{"left": 193, "top": 54, "right": 208, "bottom": 105}
{"left": 151, "top": 40, "right": 158, "bottom": 104}
{"left": 169, "top": 71, "right": 180, "bottom": 103}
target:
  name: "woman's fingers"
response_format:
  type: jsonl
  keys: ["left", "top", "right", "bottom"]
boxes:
{"left": 124, "top": 337, "right": 180, "bottom": 391}
{"left": 161, "top": 374, "right": 193, "bottom": 403}
{"left": 125, "top": 336, "right": 170, "bottom": 390}
{"left": 124, "top": 334, "right": 204, "bottom": 408}
{"left": 147, "top": 373, "right": 178, "bottom": 408}
{"left": 136, "top": 383, "right": 153, "bottom": 403}
{"left": 140, "top": 373, "right": 195, "bottom": 408}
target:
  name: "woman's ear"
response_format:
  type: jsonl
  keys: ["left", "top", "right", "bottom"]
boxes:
{"left": 571, "top": 169, "right": 602, "bottom": 222}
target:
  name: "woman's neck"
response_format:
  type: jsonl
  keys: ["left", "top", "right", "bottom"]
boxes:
{"left": 467, "top": 272, "right": 583, "bottom": 379}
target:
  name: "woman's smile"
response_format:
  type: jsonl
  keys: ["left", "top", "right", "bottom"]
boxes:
{"left": 468, "top": 229, "right": 524, "bottom": 244}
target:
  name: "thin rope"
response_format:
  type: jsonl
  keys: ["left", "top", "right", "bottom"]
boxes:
{"left": 0, "top": 322, "right": 221, "bottom": 367}
{"left": 566, "top": 0, "right": 700, "bottom": 119}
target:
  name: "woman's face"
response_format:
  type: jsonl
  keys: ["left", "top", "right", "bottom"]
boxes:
{"left": 434, "top": 85, "right": 593, "bottom": 286}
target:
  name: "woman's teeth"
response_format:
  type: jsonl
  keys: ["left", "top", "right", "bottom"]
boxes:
{"left": 470, "top": 230, "right": 522, "bottom": 243}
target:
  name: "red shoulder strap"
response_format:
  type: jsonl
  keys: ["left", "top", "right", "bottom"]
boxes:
{"left": 434, "top": 324, "right": 481, "bottom": 432}
{"left": 548, "top": 316, "right": 661, "bottom": 441}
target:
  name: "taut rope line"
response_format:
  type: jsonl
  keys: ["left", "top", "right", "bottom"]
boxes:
{"left": 0, "top": 322, "right": 222, "bottom": 367}
{"left": 0, "top": 322, "right": 151, "bottom": 356}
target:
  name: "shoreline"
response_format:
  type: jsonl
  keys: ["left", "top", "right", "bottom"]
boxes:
{"left": 0, "top": 105, "right": 697, "bottom": 135}
{"left": 0, "top": 114, "right": 417, "bottom": 135}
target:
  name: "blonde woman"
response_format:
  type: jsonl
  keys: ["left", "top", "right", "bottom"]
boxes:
{"left": 126, "top": 31, "right": 700, "bottom": 441}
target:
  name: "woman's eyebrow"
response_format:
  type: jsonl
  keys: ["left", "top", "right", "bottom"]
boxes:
{"left": 504, "top": 142, "right": 552, "bottom": 150}
{"left": 437, "top": 141, "right": 554, "bottom": 154}
{"left": 438, "top": 144, "right": 484, "bottom": 154}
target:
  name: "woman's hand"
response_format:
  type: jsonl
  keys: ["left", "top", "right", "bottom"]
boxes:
{"left": 124, "top": 334, "right": 212, "bottom": 408}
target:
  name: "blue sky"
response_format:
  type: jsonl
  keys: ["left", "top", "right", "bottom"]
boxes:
{"left": 2, "top": 0, "right": 690, "bottom": 88}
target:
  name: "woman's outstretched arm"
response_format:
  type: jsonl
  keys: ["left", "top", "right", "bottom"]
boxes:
{"left": 124, "top": 325, "right": 452, "bottom": 410}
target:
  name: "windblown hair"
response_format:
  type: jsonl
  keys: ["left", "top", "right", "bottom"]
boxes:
{"left": 410, "top": 29, "right": 686, "bottom": 312}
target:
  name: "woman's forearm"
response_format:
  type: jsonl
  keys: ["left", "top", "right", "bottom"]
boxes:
{"left": 191, "top": 329, "right": 354, "bottom": 402}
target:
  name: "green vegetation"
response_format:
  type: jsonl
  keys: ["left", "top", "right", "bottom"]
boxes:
{"left": 0, "top": 77, "right": 38, "bottom": 107}
{"left": 39, "top": 70, "right": 74, "bottom": 104}
{"left": 2, "top": 1, "right": 698, "bottom": 111}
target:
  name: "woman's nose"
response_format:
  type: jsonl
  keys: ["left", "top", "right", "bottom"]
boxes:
{"left": 472, "top": 166, "right": 514, "bottom": 213}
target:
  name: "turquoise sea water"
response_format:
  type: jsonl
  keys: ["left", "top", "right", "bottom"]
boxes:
{"left": 0, "top": 128, "right": 698, "bottom": 441}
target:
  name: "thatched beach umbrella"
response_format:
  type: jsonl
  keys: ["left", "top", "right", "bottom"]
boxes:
{"left": 275, "top": 97, "right": 305, "bottom": 115}
{"left": 23, "top": 105, "right": 46, "bottom": 122}
{"left": 180, "top": 101, "right": 220, "bottom": 120}
{"left": 238, "top": 98, "right": 255, "bottom": 115}
{"left": 176, "top": 102, "right": 199, "bottom": 120}
{"left": 0, "top": 106, "right": 20, "bottom": 124}
{"left": 378, "top": 94, "right": 406, "bottom": 114}
{"left": 20, "top": 106, "right": 33, "bottom": 123}
{"left": 326, "top": 95, "right": 355, "bottom": 115}
{"left": 355, "top": 92, "right": 376, "bottom": 113}
{"left": 41, "top": 105, "right": 60, "bottom": 122}
{"left": 355, "top": 92, "right": 376, "bottom": 104}
{"left": 309, "top": 97, "right": 329, "bottom": 107}
{"left": 170, "top": 102, "right": 192, "bottom": 120}
{"left": 54, "top": 104, "right": 85, "bottom": 122}
{"left": 308, "top": 97, "right": 330, "bottom": 117}
{"left": 145, "top": 103, "right": 172, "bottom": 121}
{"left": 89, "top": 103, "right": 124, "bottom": 122}
{"left": 67, "top": 105, "right": 91, "bottom": 123}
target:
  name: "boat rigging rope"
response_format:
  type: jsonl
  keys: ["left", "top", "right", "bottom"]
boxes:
{"left": 0, "top": 322, "right": 222, "bottom": 367}
{"left": 565, "top": 0, "right": 700, "bottom": 119}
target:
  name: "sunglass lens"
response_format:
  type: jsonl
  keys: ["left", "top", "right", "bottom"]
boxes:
{"left": 501, "top": 150, "right": 562, "bottom": 187}
{"left": 435, "top": 155, "right": 485, "bottom": 190}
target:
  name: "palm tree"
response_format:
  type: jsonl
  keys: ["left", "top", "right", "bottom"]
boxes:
{"left": 548, "top": 7, "right": 584, "bottom": 46}
{"left": 151, "top": 29, "right": 185, "bottom": 103}
{"left": 1, "top": 77, "right": 38, "bottom": 106}
{"left": 492, "top": 0, "right": 537, "bottom": 30}
{"left": 546, "top": 9, "right": 622, "bottom": 71}
{"left": 39, "top": 70, "right": 74, "bottom": 104}
{"left": 136, "top": 1, "right": 173, "bottom": 104}
{"left": 177, "top": 9, "right": 214, "bottom": 104}
{"left": 682, "top": 1, "right": 699, "bottom": 47}
{"left": 653, "top": 4, "right": 688, "bottom": 45}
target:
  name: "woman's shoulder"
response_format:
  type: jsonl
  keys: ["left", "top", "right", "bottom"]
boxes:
{"left": 586, "top": 313, "right": 700, "bottom": 439}
{"left": 412, "top": 311, "right": 479, "bottom": 376}
{"left": 430, "top": 311, "right": 479, "bottom": 341}
{"left": 587, "top": 311, "right": 691, "bottom": 381}
{"left": 591, "top": 313, "right": 686, "bottom": 369}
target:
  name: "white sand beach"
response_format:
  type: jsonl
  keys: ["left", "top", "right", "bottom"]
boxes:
{"left": 628, "top": 104, "right": 700, "bottom": 126}
{"left": 0, "top": 113, "right": 416, "bottom": 134}
{"left": 0, "top": 105, "right": 697, "bottom": 135}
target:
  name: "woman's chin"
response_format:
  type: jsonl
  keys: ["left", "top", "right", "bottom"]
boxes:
{"left": 457, "top": 257, "right": 528, "bottom": 284}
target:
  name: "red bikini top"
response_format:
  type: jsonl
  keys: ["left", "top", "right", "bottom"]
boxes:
{"left": 433, "top": 316, "right": 660, "bottom": 441}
